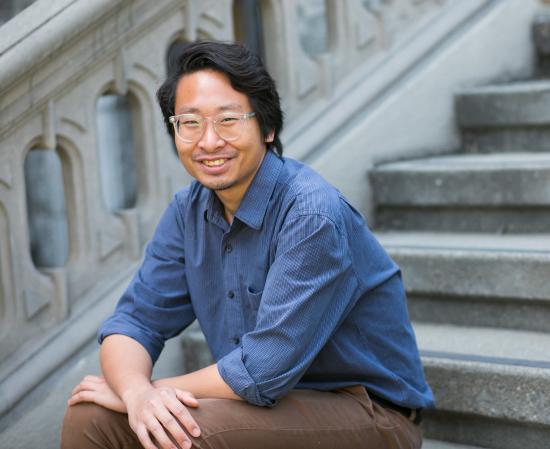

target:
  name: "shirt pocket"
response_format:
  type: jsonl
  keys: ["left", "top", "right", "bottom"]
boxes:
{"left": 243, "top": 286, "right": 263, "bottom": 330}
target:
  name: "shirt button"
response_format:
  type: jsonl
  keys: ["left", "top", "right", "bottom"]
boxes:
{"left": 227, "top": 290, "right": 235, "bottom": 299}
{"left": 225, "top": 243, "right": 232, "bottom": 253}
{"left": 232, "top": 336, "right": 240, "bottom": 344}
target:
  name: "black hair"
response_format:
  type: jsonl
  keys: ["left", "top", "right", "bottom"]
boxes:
{"left": 157, "top": 41, "right": 284, "bottom": 156}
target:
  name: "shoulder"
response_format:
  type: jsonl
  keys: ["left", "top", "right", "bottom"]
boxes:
{"left": 279, "top": 158, "right": 345, "bottom": 226}
{"left": 173, "top": 180, "right": 208, "bottom": 215}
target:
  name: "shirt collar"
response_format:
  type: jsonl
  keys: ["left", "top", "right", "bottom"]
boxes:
{"left": 236, "top": 150, "right": 283, "bottom": 230}
{"left": 203, "top": 150, "right": 283, "bottom": 231}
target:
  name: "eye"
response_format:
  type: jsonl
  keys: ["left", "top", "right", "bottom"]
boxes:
{"left": 181, "top": 119, "right": 200, "bottom": 127}
{"left": 218, "top": 115, "right": 239, "bottom": 126}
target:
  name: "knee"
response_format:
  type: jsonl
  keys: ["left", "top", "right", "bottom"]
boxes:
{"left": 61, "top": 403, "right": 126, "bottom": 448}
{"left": 63, "top": 402, "right": 109, "bottom": 430}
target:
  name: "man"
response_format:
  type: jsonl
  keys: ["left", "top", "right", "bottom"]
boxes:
{"left": 61, "top": 41, "right": 434, "bottom": 449}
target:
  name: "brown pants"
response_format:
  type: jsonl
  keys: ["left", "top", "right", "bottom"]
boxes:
{"left": 60, "top": 386, "right": 422, "bottom": 449}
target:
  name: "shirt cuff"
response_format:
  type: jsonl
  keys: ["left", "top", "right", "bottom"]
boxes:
{"left": 97, "top": 316, "right": 164, "bottom": 364}
{"left": 217, "top": 347, "right": 276, "bottom": 407}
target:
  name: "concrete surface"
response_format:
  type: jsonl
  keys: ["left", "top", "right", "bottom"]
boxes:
{"left": 456, "top": 80, "right": 550, "bottom": 127}
{"left": 371, "top": 153, "right": 550, "bottom": 232}
{"left": 407, "top": 292, "right": 550, "bottom": 333}
{"left": 378, "top": 231, "right": 550, "bottom": 300}
{"left": 0, "top": 334, "right": 187, "bottom": 449}
{"left": 374, "top": 206, "right": 550, "bottom": 233}
{"left": 423, "top": 358, "right": 550, "bottom": 449}
{"left": 462, "top": 127, "right": 550, "bottom": 153}
{"left": 422, "top": 440, "right": 484, "bottom": 449}
{"left": 371, "top": 153, "right": 550, "bottom": 206}
{"left": 415, "top": 323, "right": 550, "bottom": 363}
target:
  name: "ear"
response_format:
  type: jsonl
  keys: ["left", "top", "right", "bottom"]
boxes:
{"left": 265, "top": 129, "right": 275, "bottom": 143}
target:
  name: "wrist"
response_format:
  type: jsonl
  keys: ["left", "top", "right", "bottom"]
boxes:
{"left": 120, "top": 379, "right": 153, "bottom": 405}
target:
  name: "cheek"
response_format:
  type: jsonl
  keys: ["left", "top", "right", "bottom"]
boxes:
{"left": 175, "top": 145, "right": 195, "bottom": 172}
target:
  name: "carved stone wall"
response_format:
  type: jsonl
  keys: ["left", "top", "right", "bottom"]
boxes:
{"left": 0, "top": 0, "right": 235, "bottom": 415}
{"left": 259, "top": 0, "right": 450, "bottom": 125}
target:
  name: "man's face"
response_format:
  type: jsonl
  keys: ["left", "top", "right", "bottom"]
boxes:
{"left": 173, "top": 70, "right": 272, "bottom": 202}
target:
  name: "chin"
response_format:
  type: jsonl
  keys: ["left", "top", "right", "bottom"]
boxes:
{"left": 200, "top": 177, "right": 236, "bottom": 191}
{"left": 211, "top": 182, "right": 235, "bottom": 191}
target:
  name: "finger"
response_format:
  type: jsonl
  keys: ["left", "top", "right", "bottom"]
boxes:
{"left": 153, "top": 397, "right": 192, "bottom": 447}
{"left": 144, "top": 414, "right": 180, "bottom": 449}
{"left": 175, "top": 390, "right": 199, "bottom": 408}
{"left": 163, "top": 392, "right": 200, "bottom": 438}
{"left": 72, "top": 381, "right": 98, "bottom": 395}
{"left": 135, "top": 423, "right": 161, "bottom": 449}
{"left": 68, "top": 390, "right": 96, "bottom": 406}
{"left": 83, "top": 375, "right": 103, "bottom": 383}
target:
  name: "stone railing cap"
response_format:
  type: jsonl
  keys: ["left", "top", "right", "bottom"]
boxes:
{"left": 0, "top": 0, "right": 124, "bottom": 93}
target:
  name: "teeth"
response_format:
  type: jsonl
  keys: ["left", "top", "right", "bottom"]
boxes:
{"left": 203, "top": 159, "right": 226, "bottom": 167}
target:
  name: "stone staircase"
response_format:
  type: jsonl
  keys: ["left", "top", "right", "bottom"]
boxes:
{"left": 369, "top": 79, "right": 550, "bottom": 449}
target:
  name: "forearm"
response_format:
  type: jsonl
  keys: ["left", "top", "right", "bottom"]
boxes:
{"left": 154, "top": 364, "right": 241, "bottom": 401}
{"left": 100, "top": 334, "right": 154, "bottom": 402}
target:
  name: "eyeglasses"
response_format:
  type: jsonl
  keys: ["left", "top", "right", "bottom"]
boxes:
{"left": 169, "top": 111, "right": 256, "bottom": 143}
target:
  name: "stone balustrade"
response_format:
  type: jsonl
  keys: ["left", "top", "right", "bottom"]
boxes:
{"left": 0, "top": 0, "right": 453, "bottom": 415}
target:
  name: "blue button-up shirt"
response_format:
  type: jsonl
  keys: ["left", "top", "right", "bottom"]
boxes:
{"left": 99, "top": 150, "right": 434, "bottom": 409}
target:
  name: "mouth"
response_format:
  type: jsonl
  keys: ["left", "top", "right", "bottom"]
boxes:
{"left": 201, "top": 158, "right": 227, "bottom": 167}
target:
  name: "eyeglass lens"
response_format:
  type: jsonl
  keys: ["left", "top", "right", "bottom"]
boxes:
{"left": 175, "top": 114, "right": 245, "bottom": 142}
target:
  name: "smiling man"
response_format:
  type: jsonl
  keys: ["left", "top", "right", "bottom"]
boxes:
{"left": 61, "top": 41, "right": 433, "bottom": 449}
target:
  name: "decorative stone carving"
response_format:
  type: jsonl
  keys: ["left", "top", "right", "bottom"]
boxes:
{"left": 23, "top": 289, "right": 50, "bottom": 319}
{"left": 297, "top": 0, "right": 328, "bottom": 56}
{"left": 0, "top": 202, "right": 12, "bottom": 340}
{"left": 0, "top": 159, "right": 13, "bottom": 189}
{"left": 42, "top": 100, "right": 57, "bottom": 150}
{"left": 114, "top": 48, "right": 129, "bottom": 96}
{"left": 98, "top": 229, "right": 124, "bottom": 260}
{"left": 360, "top": 0, "right": 451, "bottom": 48}
{"left": 197, "top": 0, "right": 234, "bottom": 40}
{"left": 533, "top": 12, "right": 550, "bottom": 76}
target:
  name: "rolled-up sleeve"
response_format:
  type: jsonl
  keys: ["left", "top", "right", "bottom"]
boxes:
{"left": 217, "top": 211, "right": 360, "bottom": 406}
{"left": 98, "top": 195, "right": 195, "bottom": 364}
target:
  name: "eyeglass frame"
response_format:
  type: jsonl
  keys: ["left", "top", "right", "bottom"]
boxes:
{"left": 168, "top": 111, "right": 256, "bottom": 143}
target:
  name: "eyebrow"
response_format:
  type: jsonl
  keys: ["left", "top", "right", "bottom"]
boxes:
{"left": 175, "top": 103, "right": 244, "bottom": 115}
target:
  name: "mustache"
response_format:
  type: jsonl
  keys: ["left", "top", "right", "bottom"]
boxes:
{"left": 192, "top": 152, "right": 238, "bottom": 161}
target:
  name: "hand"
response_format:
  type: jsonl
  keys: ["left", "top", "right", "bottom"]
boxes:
{"left": 68, "top": 375, "right": 126, "bottom": 412}
{"left": 123, "top": 385, "right": 200, "bottom": 449}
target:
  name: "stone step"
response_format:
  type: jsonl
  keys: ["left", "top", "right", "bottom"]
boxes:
{"left": 376, "top": 231, "right": 550, "bottom": 332}
{"left": 370, "top": 153, "right": 550, "bottom": 233}
{"left": 422, "top": 439, "right": 486, "bottom": 449}
{"left": 415, "top": 323, "right": 550, "bottom": 449}
{"left": 455, "top": 80, "right": 550, "bottom": 152}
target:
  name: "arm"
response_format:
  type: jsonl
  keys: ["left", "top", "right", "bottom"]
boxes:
{"left": 153, "top": 364, "right": 240, "bottom": 400}
{"left": 100, "top": 334, "right": 153, "bottom": 402}
{"left": 70, "top": 196, "right": 200, "bottom": 449}
{"left": 101, "top": 335, "right": 201, "bottom": 449}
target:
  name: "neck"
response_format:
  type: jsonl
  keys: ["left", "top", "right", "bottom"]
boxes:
{"left": 215, "top": 188, "right": 242, "bottom": 225}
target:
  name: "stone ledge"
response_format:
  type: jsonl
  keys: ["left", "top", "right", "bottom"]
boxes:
{"left": 423, "top": 356, "right": 550, "bottom": 426}
{"left": 370, "top": 153, "right": 550, "bottom": 206}
{"left": 378, "top": 231, "right": 550, "bottom": 301}
{"left": 456, "top": 80, "right": 550, "bottom": 128}
{"left": 422, "top": 439, "right": 484, "bottom": 449}
{"left": 0, "top": 0, "right": 125, "bottom": 93}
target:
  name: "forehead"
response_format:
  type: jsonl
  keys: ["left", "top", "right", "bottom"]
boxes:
{"left": 174, "top": 70, "right": 252, "bottom": 114}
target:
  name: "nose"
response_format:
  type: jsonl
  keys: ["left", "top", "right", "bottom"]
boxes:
{"left": 197, "top": 120, "right": 224, "bottom": 151}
